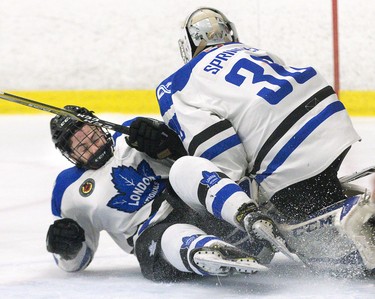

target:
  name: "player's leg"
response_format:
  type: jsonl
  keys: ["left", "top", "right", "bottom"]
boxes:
{"left": 134, "top": 221, "right": 195, "bottom": 282}
{"left": 271, "top": 150, "right": 348, "bottom": 222}
{"left": 165, "top": 184, "right": 275, "bottom": 265}
{"left": 169, "top": 156, "right": 286, "bottom": 260}
{"left": 160, "top": 223, "right": 267, "bottom": 276}
{"left": 134, "top": 221, "right": 266, "bottom": 282}
{"left": 169, "top": 156, "right": 254, "bottom": 228}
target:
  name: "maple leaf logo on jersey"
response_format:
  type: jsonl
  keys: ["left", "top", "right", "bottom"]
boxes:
{"left": 200, "top": 171, "right": 221, "bottom": 187}
{"left": 181, "top": 234, "right": 199, "bottom": 249}
{"left": 107, "top": 160, "right": 166, "bottom": 213}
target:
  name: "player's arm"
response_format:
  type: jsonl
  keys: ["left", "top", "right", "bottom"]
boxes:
{"left": 48, "top": 170, "right": 99, "bottom": 272}
{"left": 46, "top": 218, "right": 94, "bottom": 272}
{"left": 165, "top": 107, "right": 248, "bottom": 181}
{"left": 126, "top": 117, "right": 187, "bottom": 160}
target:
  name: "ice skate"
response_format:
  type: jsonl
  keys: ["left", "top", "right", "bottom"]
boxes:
{"left": 191, "top": 243, "right": 268, "bottom": 276}
{"left": 242, "top": 209, "right": 301, "bottom": 262}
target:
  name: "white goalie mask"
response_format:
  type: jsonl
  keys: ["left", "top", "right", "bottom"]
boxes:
{"left": 178, "top": 7, "right": 239, "bottom": 64}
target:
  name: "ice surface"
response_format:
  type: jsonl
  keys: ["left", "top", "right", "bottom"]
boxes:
{"left": 0, "top": 115, "right": 374, "bottom": 298}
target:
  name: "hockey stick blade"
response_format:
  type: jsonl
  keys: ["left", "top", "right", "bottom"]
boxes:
{"left": 0, "top": 91, "right": 129, "bottom": 135}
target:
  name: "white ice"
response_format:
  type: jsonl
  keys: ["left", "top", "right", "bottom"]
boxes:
{"left": 0, "top": 114, "right": 374, "bottom": 298}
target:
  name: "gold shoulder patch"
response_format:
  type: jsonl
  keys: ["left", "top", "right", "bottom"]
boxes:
{"left": 79, "top": 178, "right": 95, "bottom": 197}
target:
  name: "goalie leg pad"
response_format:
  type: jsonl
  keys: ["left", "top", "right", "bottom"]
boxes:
{"left": 340, "top": 192, "right": 375, "bottom": 270}
{"left": 275, "top": 194, "right": 375, "bottom": 275}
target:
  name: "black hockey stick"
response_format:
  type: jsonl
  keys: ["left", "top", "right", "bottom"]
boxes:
{"left": 0, "top": 91, "right": 129, "bottom": 135}
{"left": 0, "top": 91, "right": 174, "bottom": 158}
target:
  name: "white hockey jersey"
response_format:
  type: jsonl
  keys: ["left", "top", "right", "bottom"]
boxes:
{"left": 156, "top": 43, "right": 360, "bottom": 201}
{"left": 50, "top": 121, "right": 174, "bottom": 271}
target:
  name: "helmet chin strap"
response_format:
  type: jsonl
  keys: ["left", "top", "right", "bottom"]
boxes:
{"left": 84, "top": 142, "right": 114, "bottom": 170}
{"left": 192, "top": 35, "right": 232, "bottom": 58}
{"left": 192, "top": 40, "right": 207, "bottom": 58}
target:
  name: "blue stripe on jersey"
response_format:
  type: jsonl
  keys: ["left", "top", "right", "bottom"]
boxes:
{"left": 52, "top": 167, "right": 86, "bottom": 217}
{"left": 212, "top": 184, "right": 244, "bottom": 219}
{"left": 157, "top": 51, "right": 209, "bottom": 116}
{"left": 168, "top": 114, "right": 186, "bottom": 141}
{"left": 200, "top": 134, "right": 242, "bottom": 160}
{"left": 138, "top": 213, "right": 156, "bottom": 235}
{"left": 255, "top": 101, "right": 345, "bottom": 184}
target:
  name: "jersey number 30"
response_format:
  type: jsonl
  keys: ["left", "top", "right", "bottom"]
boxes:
{"left": 225, "top": 57, "right": 317, "bottom": 105}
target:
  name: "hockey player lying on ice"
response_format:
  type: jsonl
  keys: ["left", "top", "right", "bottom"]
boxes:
{"left": 46, "top": 7, "right": 375, "bottom": 280}
{"left": 142, "top": 7, "right": 373, "bottom": 276}
{"left": 46, "top": 106, "right": 273, "bottom": 282}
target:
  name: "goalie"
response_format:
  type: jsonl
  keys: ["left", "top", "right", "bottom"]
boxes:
{"left": 135, "top": 7, "right": 374, "bottom": 276}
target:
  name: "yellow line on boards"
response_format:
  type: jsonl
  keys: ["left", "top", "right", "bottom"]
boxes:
{"left": 0, "top": 90, "right": 375, "bottom": 116}
{"left": 0, "top": 90, "right": 160, "bottom": 114}
{"left": 340, "top": 91, "right": 375, "bottom": 116}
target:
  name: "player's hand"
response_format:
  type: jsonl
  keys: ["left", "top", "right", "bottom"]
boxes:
{"left": 126, "top": 117, "right": 187, "bottom": 159}
{"left": 46, "top": 218, "right": 85, "bottom": 260}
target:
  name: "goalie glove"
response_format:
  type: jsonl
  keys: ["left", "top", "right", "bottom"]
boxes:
{"left": 46, "top": 218, "right": 85, "bottom": 260}
{"left": 126, "top": 117, "right": 187, "bottom": 160}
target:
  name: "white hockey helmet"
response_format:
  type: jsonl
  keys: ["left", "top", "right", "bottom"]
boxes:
{"left": 178, "top": 7, "right": 239, "bottom": 64}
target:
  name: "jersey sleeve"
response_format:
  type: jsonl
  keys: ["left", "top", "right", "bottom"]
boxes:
{"left": 157, "top": 68, "right": 248, "bottom": 181}
{"left": 174, "top": 105, "right": 247, "bottom": 181}
{"left": 50, "top": 168, "right": 100, "bottom": 272}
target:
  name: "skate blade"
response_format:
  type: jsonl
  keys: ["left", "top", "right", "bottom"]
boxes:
{"left": 253, "top": 220, "right": 301, "bottom": 263}
{"left": 194, "top": 251, "right": 268, "bottom": 274}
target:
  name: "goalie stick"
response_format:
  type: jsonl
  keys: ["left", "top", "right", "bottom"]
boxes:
{"left": 0, "top": 91, "right": 129, "bottom": 135}
{"left": 339, "top": 165, "right": 375, "bottom": 184}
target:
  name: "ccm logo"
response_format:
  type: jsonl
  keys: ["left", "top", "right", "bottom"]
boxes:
{"left": 292, "top": 216, "right": 333, "bottom": 237}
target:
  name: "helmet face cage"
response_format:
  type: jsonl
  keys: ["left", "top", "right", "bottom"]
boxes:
{"left": 63, "top": 124, "right": 114, "bottom": 169}
{"left": 178, "top": 7, "right": 239, "bottom": 64}
{"left": 50, "top": 106, "right": 114, "bottom": 170}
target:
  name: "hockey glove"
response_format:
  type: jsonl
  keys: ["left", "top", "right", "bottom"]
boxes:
{"left": 126, "top": 117, "right": 187, "bottom": 160}
{"left": 46, "top": 218, "right": 85, "bottom": 260}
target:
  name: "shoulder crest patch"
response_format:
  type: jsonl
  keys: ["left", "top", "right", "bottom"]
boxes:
{"left": 79, "top": 178, "right": 95, "bottom": 197}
